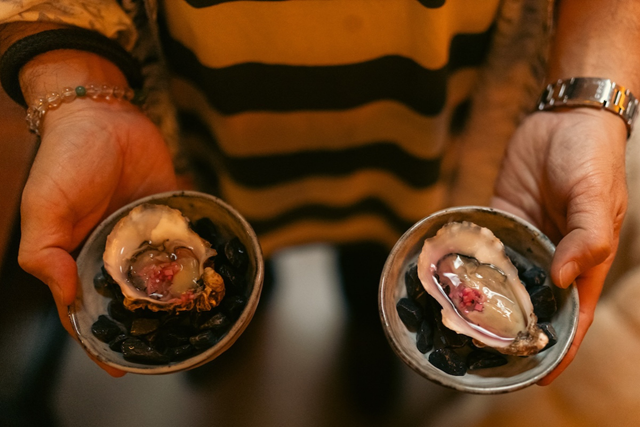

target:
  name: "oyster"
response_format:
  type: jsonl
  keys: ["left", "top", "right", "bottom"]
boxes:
{"left": 103, "top": 204, "right": 225, "bottom": 312}
{"left": 417, "top": 221, "right": 548, "bottom": 356}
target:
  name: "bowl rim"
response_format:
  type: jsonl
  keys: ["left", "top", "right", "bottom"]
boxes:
{"left": 378, "top": 206, "right": 579, "bottom": 394}
{"left": 69, "top": 190, "right": 264, "bottom": 374}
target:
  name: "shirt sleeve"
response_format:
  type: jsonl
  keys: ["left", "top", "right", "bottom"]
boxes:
{"left": 0, "top": 0, "right": 137, "bottom": 50}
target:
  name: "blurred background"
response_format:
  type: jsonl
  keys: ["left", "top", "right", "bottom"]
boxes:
{"left": 3, "top": 85, "right": 640, "bottom": 427}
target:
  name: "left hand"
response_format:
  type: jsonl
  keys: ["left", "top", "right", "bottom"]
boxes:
{"left": 491, "top": 107, "right": 628, "bottom": 385}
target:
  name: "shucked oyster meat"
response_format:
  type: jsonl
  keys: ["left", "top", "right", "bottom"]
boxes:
{"left": 417, "top": 221, "right": 548, "bottom": 356}
{"left": 103, "top": 204, "right": 225, "bottom": 312}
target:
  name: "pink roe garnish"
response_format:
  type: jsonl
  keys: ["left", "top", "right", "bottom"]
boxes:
{"left": 457, "top": 287, "right": 484, "bottom": 313}
{"left": 139, "top": 262, "right": 182, "bottom": 299}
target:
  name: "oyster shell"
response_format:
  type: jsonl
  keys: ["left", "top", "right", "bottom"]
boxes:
{"left": 417, "top": 221, "right": 548, "bottom": 356}
{"left": 103, "top": 204, "right": 225, "bottom": 312}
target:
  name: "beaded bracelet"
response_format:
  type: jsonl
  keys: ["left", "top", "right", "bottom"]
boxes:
{"left": 26, "top": 84, "right": 145, "bottom": 136}
{"left": 0, "top": 29, "right": 143, "bottom": 108}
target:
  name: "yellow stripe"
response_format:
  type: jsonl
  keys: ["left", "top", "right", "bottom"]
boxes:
{"left": 259, "top": 215, "right": 415, "bottom": 258}
{"left": 162, "top": 0, "right": 500, "bottom": 69}
{"left": 217, "top": 170, "right": 447, "bottom": 221}
{"left": 171, "top": 67, "right": 479, "bottom": 158}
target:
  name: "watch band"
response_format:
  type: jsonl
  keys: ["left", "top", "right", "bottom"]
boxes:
{"left": 536, "top": 77, "right": 639, "bottom": 136}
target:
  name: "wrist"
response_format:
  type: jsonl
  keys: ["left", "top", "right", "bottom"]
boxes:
{"left": 536, "top": 77, "right": 639, "bottom": 137}
{"left": 547, "top": 0, "right": 640, "bottom": 102}
{"left": 541, "top": 107, "right": 628, "bottom": 149}
{"left": 1, "top": 27, "right": 142, "bottom": 107}
{"left": 20, "top": 50, "right": 129, "bottom": 106}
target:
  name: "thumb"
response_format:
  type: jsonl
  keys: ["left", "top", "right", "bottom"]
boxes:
{"left": 550, "top": 212, "right": 613, "bottom": 289}
{"left": 19, "top": 246, "right": 78, "bottom": 307}
{"left": 19, "top": 245, "right": 127, "bottom": 378}
{"left": 19, "top": 246, "right": 79, "bottom": 336}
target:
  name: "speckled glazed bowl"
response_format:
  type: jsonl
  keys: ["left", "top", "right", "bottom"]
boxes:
{"left": 379, "top": 206, "right": 579, "bottom": 394}
{"left": 71, "top": 191, "right": 264, "bottom": 374}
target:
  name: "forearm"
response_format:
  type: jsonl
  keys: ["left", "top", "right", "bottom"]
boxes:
{"left": 549, "top": 0, "right": 640, "bottom": 91}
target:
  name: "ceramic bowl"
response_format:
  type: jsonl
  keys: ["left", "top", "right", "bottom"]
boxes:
{"left": 70, "top": 191, "right": 264, "bottom": 374}
{"left": 379, "top": 206, "right": 579, "bottom": 394}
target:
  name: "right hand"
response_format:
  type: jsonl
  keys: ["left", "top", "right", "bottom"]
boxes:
{"left": 18, "top": 99, "right": 178, "bottom": 376}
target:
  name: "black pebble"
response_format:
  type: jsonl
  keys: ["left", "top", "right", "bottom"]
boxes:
{"left": 108, "top": 334, "right": 129, "bottom": 352}
{"left": 416, "top": 318, "right": 434, "bottom": 354}
{"left": 522, "top": 266, "right": 547, "bottom": 289}
{"left": 130, "top": 318, "right": 161, "bottom": 336}
{"left": 467, "top": 350, "right": 508, "bottom": 370}
{"left": 504, "top": 246, "right": 529, "bottom": 275}
{"left": 108, "top": 300, "right": 134, "bottom": 326}
{"left": 161, "top": 311, "right": 191, "bottom": 329}
{"left": 405, "top": 264, "right": 427, "bottom": 307}
{"left": 190, "top": 330, "right": 219, "bottom": 350}
{"left": 433, "top": 319, "right": 470, "bottom": 349}
{"left": 91, "top": 315, "right": 124, "bottom": 343}
{"left": 191, "top": 217, "right": 220, "bottom": 246}
{"left": 220, "top": 295, "right": 247, "bottom": 321}
{"left": 396, "top": 298, "right": 424, "bottom": 331}
{"left": 110, "top": 284, "right": 125, "bottom": 304}
{"left": 429, "top": 348, "right": 467, "bottom": 376}
{"left": 162, "top": 325, "right": 194, "bottom": 347}
{"left": 224, "top": 237, "right": 249, "bottom": 272}
{"left": 189, "top": 310, "right": 216, "bottom": 330}
{"left": 93, "top": 272, "right": 114, "bottom": 298}
{"left": 166, "top": 344, "right": 195, "bottom": 361}
{"left": 121, "top": 338, "right": 170, "bottom": 364}
{"left": 529, "top": 286, "right": 557, "bottom": 319}
{"left": 216, "top": 263, "right": 246, "bottom": 296}
{"left": 199, "top": 312, "right": 231, "bottom": 333}
{"left": 143, "top": 330, "right": 166, "bottom": 353}
{"left": 538, "top": 322, "right": 558, "bottom": 351}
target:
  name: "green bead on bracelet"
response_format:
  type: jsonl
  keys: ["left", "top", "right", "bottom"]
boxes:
{"left": 25, "top": 84, "right": 145, "bottom": 136}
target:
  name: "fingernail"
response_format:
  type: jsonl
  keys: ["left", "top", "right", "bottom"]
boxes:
{"left": 559, "top": 262, "right": 579, "bottom": 288}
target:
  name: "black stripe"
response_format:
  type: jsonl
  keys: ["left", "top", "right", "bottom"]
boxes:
{"left": 227, "top": 142, "right": 441, "bottom": 188}
{"left": 161, "top": 26, "right": 493, "bottom": 116}
{"left": 178, "top": 113, "right": 442, "bottom": 188}
{"left": 248, "top": 197, "right": 418, "bottom": 238}
{"left": 186, "top": 0, "right": 446, "bottom": 8}
{"left": 186, "top": 0, "right": 287, "bottom": 7}
{"left": 416, "top": 0, "right": 446, "bottom": 8}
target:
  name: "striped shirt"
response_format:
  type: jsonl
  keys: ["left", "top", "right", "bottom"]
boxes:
{"left": 160, "top": 0, "right": 500, "bottom": 256}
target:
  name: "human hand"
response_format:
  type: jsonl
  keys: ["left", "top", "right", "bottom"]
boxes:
{"left": 18, "top": 100, "right": 178, "bottom": 376}
{"left": 491, "top": 108, "right": 628, "bottom": 385}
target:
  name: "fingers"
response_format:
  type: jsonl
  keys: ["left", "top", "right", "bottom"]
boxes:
{"left": 90, "top": 355, "right": 127, "bottom": 378}
{"left": 537, "top": 261, "right": 609, "bottom": 386}
{"left": 551, "top": 187, "right": 625, "bottom": 288}
{"left": 99, "top": 364, "right": 127, "bottom": 378}
{"left": 552, "top": 224, "right": 611, "bottom": 289}
{"left": 538, "top": 201, "right": 620, "bottom": 384}
{"left": 20, "top": 246, "right": 126, "bottom": 377}
{"left": 51, "top": 286, "right": 127, "bottom": 378}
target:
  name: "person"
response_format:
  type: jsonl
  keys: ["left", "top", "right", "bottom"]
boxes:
{"left": 0, "top": 0, "right": 637, "bottom": 391}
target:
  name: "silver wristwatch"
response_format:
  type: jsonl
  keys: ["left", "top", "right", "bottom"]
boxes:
{"left": 536, "top": 77, "right": 639, "bottom": 136}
